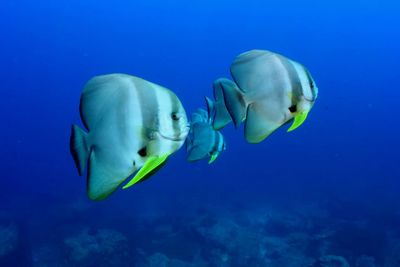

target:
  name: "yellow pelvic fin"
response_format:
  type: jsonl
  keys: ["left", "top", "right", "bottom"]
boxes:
{"left": 287, "top": 112, "right": 309, "bottom": 132}
{"left": 208, "top": 153, "right": 219, "bottom": 164}
{"left": 122, "top": 154, "right": 170, "bottom": 189}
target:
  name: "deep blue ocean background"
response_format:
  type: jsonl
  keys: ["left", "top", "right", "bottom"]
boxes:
{"left": 0, "top": 0, "right": 399, "bottom": 266}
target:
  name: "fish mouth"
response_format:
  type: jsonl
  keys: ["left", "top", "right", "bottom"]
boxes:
{"left": 157, "top": 125, "right": 190, "bottom": 142}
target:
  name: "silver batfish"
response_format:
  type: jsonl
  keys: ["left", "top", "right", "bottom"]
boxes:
{"left": 214, "top": 50, "right": 318, "bottom": 143}
{"left": 70, "top": 74, "right": 189, "bottom": 200}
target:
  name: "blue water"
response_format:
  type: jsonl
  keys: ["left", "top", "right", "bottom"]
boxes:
{"left": 1, "top": 0, "right": 399, "bottom": 266}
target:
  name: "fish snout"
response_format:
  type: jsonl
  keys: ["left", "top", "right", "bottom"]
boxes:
{"left": 181, "top": 124, "right": 191, "bottom": 136}
{"left": 157, "top": 127, "right": 189, "bottom": 142}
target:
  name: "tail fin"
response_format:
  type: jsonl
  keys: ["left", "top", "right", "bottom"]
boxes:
{"left": 70, "top": 125, "right": 90, "bottom": 175}
{"left": 212, "top": 78, "right": 234, "bottom": 130}
{"left": 216, "top": 78, "right": 247, "bottom": 127}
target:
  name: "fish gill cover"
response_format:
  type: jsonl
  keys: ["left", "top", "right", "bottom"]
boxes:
{"left": 0, "top": 0, "right": 399, "bottom": 266}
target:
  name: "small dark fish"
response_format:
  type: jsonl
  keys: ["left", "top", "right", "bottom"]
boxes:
{"left": 186, "top": 108, "right": 226, "bottom": 164}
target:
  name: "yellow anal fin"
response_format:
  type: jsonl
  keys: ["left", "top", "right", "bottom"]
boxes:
{"left": 122, "top": 154, "right": 170, "bottom": 189}
{"left": 208, "top": 153, "right": 219, "bottom": 164}
{"left": 287, "top": 112, "right": 309, "bottom": 132}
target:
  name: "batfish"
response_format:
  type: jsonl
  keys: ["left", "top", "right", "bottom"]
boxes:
{"left": 70, "top": 74, "right": 189, "bottom": 200}
{"left": 215, "top": 50, "right": 318, "bottom": 143}
{"left": 186, "top": 108, "right": 225, "bottom": 164}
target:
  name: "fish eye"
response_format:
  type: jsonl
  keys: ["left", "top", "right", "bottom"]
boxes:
{"left": 171, "top": 112, "right": 180, "bottom": 121}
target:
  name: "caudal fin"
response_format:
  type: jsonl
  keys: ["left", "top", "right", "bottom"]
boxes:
{"left": 70, "top": 125, "right": 90, "bottom": 176}
{"left": 216, "top": 78, "right": 247, "bottom": 128}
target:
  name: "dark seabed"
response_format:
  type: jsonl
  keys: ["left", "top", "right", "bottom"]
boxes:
{"left": 0, "top": 0, "right": 399, "bottom": 266}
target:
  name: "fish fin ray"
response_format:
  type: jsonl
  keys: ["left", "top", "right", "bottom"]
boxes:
{"left": 216, "top": 78, "right": 246, "bottom": 127}
{"left": 208, "top": 153, "right": 219, "bottom": 164}
{"left": 205, "top": 96, "right": 215, "bottom": 124}
{"left": 70, "top": 124, "right": 89, "bottom": 176}
{"left": 212, "top": 79, "right": 233, "bottom": 130}
{"left": 287, "top": 112, "right": 309, "bottom": 132}
{"left": 122, "top": 154, "right": 170, "bottom": 189}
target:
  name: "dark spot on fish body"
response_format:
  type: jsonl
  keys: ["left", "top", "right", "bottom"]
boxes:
{"left": 138, "top": 147, "right": 147, "bottom": 157}
{"left": 289, "top": 105, "right": 297, "bottom": 113}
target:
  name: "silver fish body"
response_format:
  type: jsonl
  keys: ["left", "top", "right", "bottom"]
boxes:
{"left": 70, "top": 74, "right": 189, "bottom": 200}
{"left": 214, "top": 50, "right": 318, "bottom": 143}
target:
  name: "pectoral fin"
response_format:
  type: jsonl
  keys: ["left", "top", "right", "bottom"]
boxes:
{"left": 287, "top": 112, "right": 308, "bottom": 132}
{"left": 122, "top": 154, "right": 170, "bottom": 189}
